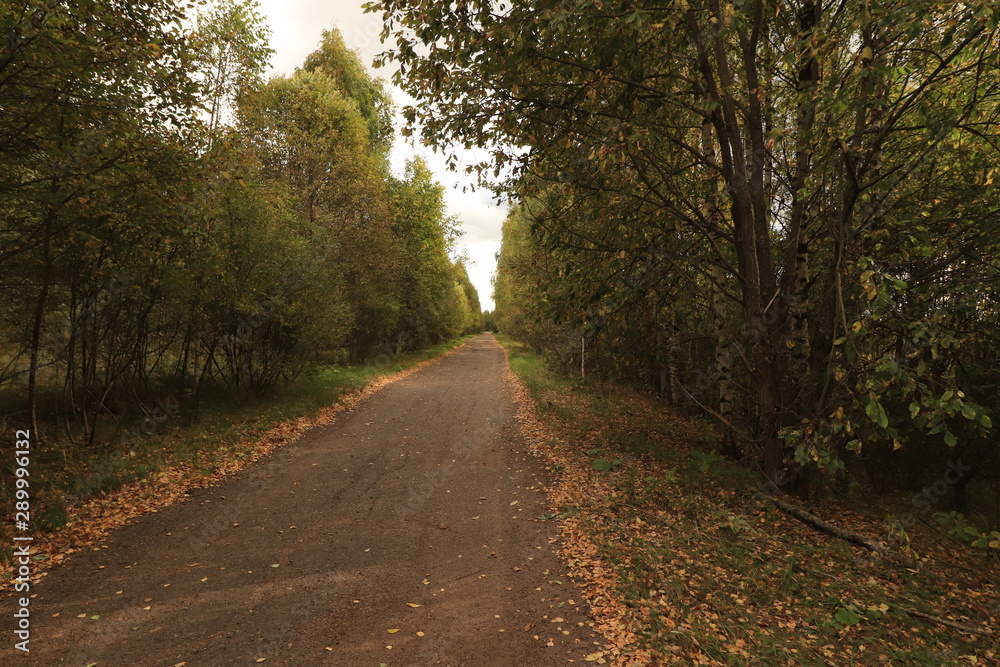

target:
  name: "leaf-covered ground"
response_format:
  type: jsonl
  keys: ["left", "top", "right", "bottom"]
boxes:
{"left": 501, "top": 339, "right": 998, "bottom": 666}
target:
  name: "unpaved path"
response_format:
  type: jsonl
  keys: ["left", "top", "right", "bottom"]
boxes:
{"left": 4, "top": 334, "right": 600, "bottom": 666}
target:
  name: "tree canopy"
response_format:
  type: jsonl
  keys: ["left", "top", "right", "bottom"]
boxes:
{"left": 368, "top": 0, "right": 1000, "bottom": 497}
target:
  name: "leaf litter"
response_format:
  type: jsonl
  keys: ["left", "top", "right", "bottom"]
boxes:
{"left": 503, "top": 353, "right": 999, "bottom": 665}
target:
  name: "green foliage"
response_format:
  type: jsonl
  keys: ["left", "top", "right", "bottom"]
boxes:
{"left": 973, "top": 531, "right": 1000, "bottom": 550}
{"left": 935, "top": 512, "right": 999, "bottom": 550}
{"left": 592, "top": 457, "right": 623, "bottom": 473}
{"left": 688, "top": 451, "right": 727, "bottom": 476}
{"left": 0, "top": 0, "right": 480, "bottom": 455}
{"left": 834, "top": 607, "right": 863, "bottom": 627}
{"left": 376, "top": 0, "right": 1000, "bottom": 506}
{"left": 386, "top": 157, "right": 481, "bottom": 347}
{"left": 193, "top": 0, "right": 273, "bottom": 134}
{"left": 302, "top": 27, "right": 395, "bottom": 159}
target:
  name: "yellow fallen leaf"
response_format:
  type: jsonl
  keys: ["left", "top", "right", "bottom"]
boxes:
{"left": 76, "top": 614, "right": 87, "bottom": 618}
{"left": 416, "top": 631, "right": 425, "bottom": 637}
{"left": 406, "top": 603, "right": 421, "bottom": 608}
{"left": 387, "top": 628, "right": 399, "bottom": 633}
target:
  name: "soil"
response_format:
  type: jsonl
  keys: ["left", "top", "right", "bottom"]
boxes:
{"left": 2, "top": 334, "right": 601, "bottom": 666}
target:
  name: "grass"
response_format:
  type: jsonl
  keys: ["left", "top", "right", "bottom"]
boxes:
{"left": 499, "top": 335, "right": 999, "bottom": 666}
{"left": 0, "top": 336, "right": 472, "bottom": 567}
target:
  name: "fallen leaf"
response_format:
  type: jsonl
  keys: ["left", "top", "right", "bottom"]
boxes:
{"left": 407, "top": 603, "right": 422, "bottom": 608}
{"left": 387, "top": 628, "right": 399, "bottom": 633}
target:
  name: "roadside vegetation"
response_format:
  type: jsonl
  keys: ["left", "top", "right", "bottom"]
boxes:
{"left": 374, "top": 0, "right": 1000, "bottom": 543}
{"left": 503, "top": 336, "right": 998, "bottom": 665}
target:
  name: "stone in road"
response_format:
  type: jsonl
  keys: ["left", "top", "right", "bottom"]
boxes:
{"left": 4, "top": 334, "right": 599, "bottom": 665}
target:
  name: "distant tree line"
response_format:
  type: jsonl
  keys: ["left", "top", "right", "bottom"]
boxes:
{"left": 0, "top": 0, "right": 482, "bottom": 445}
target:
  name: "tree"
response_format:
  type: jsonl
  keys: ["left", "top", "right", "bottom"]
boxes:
{"left": 302, "top": 27, "right": 396, "bottom": 160}
{"left": 0, "top": 0, "right": 203, "bottom": 437}
{"left": 192, "top": 0, "right": 274, "bottom": 137}
{"left": 388, "top": 157, "right": 463, "bottom": 347}
{"left": 239, "top": 67, "right": 403, "bottom": 359}
{"left": 370, "top": 0, "right": 1000, "bottom": 491}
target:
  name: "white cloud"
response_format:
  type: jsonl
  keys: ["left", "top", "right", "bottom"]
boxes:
{"left": 254, "top": 0, "right": 504, "bottom": 309}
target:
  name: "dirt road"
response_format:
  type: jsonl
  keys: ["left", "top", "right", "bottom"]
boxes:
{"left": 4, "top": 334, "right": 599, "bottom": 666}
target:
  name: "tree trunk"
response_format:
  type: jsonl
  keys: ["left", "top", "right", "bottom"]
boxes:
{"left": 27, "top": 210, "right": 55, "bottom": 440}
{"left": 701, "top": 91, "right": 738, "bottom": 457}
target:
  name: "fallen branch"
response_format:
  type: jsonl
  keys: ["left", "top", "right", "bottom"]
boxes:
{"left": 770, "top": 497, "right": 888, "bottom": 554}
{"left": 901, "top": 606, "right": 995, "bottom": 636}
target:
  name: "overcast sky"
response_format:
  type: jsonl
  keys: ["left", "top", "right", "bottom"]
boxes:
{"left": 255, "top": 0, "right": 506, "bottom": 311}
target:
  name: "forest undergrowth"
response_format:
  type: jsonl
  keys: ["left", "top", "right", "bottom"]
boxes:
{"left": 502, "top": 337, "right": 998, "bottom": 666}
